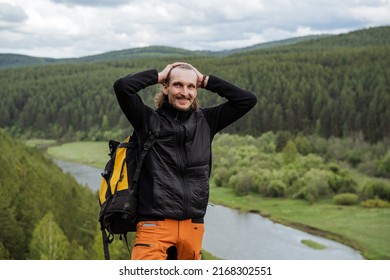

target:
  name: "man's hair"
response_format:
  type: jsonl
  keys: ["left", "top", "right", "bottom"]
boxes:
{"left": 154, "top": 64, "right": 200, "bottom": 111}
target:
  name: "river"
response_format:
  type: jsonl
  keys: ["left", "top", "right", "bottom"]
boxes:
{"left": 53, "top": 158, "right": 364, "bottom": 260}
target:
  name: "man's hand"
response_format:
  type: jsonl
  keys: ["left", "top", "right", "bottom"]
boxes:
{"left": 158, "top": 62, "right": 183, "bottom": 84}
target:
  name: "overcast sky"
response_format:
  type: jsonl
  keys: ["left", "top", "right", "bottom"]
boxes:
{"left": 0, "top": 0, "right": 389, "bottom": 58}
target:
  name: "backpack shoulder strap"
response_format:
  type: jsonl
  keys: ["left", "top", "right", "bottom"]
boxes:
{"left": 132, "top": 112, "right": 160, "bottom": 187}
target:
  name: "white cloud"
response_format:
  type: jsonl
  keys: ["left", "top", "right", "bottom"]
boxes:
{"left": 0, "top": 2, "right": 28, "bottom": 22}
{"left": 0, "top": 0, "right": 389, "bottom": 58}
{"left": 49, "top": 0, "right": 132, "bottom": 7}
{"left": 349, "top": 1, "right": 390, "bottom": 24}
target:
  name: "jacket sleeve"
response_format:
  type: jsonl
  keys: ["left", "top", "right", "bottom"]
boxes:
{"left": 113, "top": 69, "right": 158, "bottom": 131}
{"left": 202, "top": 75, "right": 257, "bottom": 135}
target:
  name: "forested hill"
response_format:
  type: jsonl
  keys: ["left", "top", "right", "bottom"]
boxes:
{"left": 0, "top": 26, "right": 389, "bottom": 143}
{"left": 0, "top": 129, "right": 99, "bottom": 259}
{"left": 0, "top": 35, "right": 326, "bottom": 69}
{"left": 1, "top": 26, "right": 387, "bottom": 69}
{"left": 0, "top": 46, "right": 207, "bottom": 69}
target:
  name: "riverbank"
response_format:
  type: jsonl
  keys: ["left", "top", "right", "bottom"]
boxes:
{"left": 209, "top": 187, "right": 387, "bottom": 260}
{"left": 45, "top": 141, "right": 390, "bottom": 260}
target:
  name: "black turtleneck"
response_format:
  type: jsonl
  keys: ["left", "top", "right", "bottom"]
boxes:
{"left": 158, "top": 99, "right": 193, "bottom": 122}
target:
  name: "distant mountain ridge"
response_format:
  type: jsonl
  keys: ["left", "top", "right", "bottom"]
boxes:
{"left": 0, "top": 35, "right": 324, "bottom": 69}
{"left": 0, "top": 25, "right": 389, "bottom": 69}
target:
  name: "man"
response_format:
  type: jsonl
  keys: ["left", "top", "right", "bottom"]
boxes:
{"left": 113, "top": 62, "right": 257, "bottom": 260}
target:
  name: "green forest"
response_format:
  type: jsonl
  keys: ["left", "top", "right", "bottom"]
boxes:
{"left": 0, "top": 130, "right": 134, "bottom": 259}
{"left": 0, "top": 26, "right": 390, "bottom": 260}
{"left": 1, "top": 26, "right": 389, "bottom": 143}
{"left": 0, "top": 129, "right": 94, "bottom": 259}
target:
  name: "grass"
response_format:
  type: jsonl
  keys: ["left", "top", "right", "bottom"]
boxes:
{"left": 45, "top": 141, "right": 390, "bottom": 260}
{"left": 46, "top": 141, "right": 108, "bottom": 168}
{"left": 301, "top": 240, "right": 326, "bottom": 250}
{"left": 25, "top": 138, "right": 58, "bottom": 147}
{"left": 202, "top": 250, "right": 222, "bottom": 260}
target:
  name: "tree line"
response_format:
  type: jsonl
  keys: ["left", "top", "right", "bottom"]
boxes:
{"left": 211, "top": 132, "right": 390, "bottom": 205}
{"left": 0, "top": 26, "right": 389, "bottom": 143}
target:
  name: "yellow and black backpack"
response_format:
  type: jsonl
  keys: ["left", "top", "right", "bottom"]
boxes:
{"left": 98, "top": 115, "right": 160, "bottom": 259}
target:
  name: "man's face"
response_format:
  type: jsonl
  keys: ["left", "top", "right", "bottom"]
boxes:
{"left": 163, "top": 68, "right": 198, "bottom": 111}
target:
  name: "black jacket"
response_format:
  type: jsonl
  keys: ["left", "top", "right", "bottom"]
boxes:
{"left": 113, "top": 69, "right": 257, "bottom": 221}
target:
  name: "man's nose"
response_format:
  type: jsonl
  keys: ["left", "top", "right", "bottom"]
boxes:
{"left": 182, "top": 86, "right": 191, "bottom": 95}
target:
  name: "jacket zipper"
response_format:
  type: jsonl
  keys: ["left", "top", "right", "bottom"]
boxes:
{"left": 174, "top": 116, "right": 190, "bottom": 219}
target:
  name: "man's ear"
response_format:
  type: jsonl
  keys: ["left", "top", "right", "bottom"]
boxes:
{"left": 162, "top": 84, "right": 168, "bottom": 95}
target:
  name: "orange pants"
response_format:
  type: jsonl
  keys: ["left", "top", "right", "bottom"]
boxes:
{"left": 131, "top": 219, "right": 204, "bottom": 260}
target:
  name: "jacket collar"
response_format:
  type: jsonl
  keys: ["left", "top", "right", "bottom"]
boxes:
{"left": 158, "top": 100, "right": 193, "bottom": 121}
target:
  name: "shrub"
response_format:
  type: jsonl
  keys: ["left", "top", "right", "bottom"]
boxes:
{"left": 328, "top": 174, "right": 357, "bottom": 194}
{"left": 305, "top": 169, "right": 331, "bottom": 197}
{"left": 357, "top": 160, "right": 378, "bottom": 177}
{"left": 253, "top": 169, "right": 272, "bottom": 195}
{"left": 213, "top": 167, "right": 230, "bottom": 187}
{"left": 257, "top": 131, "right": 277, "bottom": 153}
{"left": 279, "top": 168, "right": 300, "bottom": 189}
{"left": 333, "top": 193, "right": 359, "bottom": 206}
{"left": 229, "top": 170, "right": 258, "bottom": 196}
{"left": 346, "top": 149, "right": 363, "bottom": 167}
{"left": 293, "top": 186, "right": 318, "bottom": 204}
{"left": 295, "top": 134, "right": 312, "bottom": 155}
{"left": 327, "top": 163, "right": 341, "bottom": 174}
{"left": 361, "top": 198, "right": 390, "bottom": 208}
{"left": 292, "top": 169, "right": 330, "bottom": 203}
{"left": 376, "top": 149, "right": 390, "bottom": 177}
{"left": 266, "top": 180, "right": 286, "bottom": 197}
{"left": 295, "top": 154, "right": 325, "bottom": 171}
{"left": 361, "top": 180, "right": 390, "bottom": 201}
